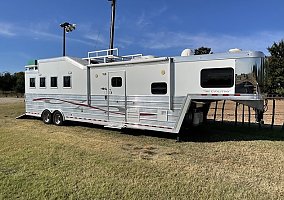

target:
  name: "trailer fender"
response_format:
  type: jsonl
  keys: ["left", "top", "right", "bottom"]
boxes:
{"left": 173, "top": 95, "right": 192, "bottom": 133}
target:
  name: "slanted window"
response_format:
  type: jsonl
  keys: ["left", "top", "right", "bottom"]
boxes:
{"left": 63, "top": 76, "right": 71, "bottom": 88}
{"left": 40, "top": 77, "right": 46, "bottom": 88}
{"left": 50, "top": 77, "right": 58, "bottom": 88}
{"left": 201, "top": 68, "right": 234, "bottom": 88}
{"left": 151, "top": 82, "right": 167, "bottom": 94}
{"left": 111, "top": 77, "right": 122, "bottom": 87}
{"left": 30, "top": 78, "right": 35, "bottom": 88}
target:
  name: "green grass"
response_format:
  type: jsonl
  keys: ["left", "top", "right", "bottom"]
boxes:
{"left": 1, "top": 101, "right": 284, "bottom": 199}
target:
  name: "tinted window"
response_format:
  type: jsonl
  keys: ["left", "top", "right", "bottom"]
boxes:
{"left": 30, "top": 78, "right": 35, "bottom": 88}
{"left": 151, "top": 82, "right": 167, "bottom": 94}
{"left": 40, "top": 77, "right": 46, "bottom": 88}
{"left": 51, "top": 77, "right": 57, "bottom": 87}
{"left": 63, "top": 76, "right": 71, "bottom": 88}
{"left": 111, "top": 77, "right": 122, "bottom": 87}
{"left": 201, "top": 68, "right": 234, "bottom": 88}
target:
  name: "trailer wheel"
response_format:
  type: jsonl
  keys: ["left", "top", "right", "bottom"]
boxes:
{"left": 42, "top": 110, "right": 52, "bottom": 124}
{"left": 53, "top": 111, "right": 64, "bottom": 126}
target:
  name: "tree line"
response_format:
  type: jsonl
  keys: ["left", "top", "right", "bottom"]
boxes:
{"left": 0, "top": 72, "right": 25, "bottom": 93}
{"left": 0, "top": 41, "right": 284, "bottom": 96}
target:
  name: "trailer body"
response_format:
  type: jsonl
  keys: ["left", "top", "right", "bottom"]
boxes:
{"left": 24, "top": 48, "right": 265, "bottom": 133}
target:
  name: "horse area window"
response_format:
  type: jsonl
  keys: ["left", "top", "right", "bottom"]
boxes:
{"left": 63, "top": 76, "right": 71, "bottom": 88}
{"left": 151, "top": 82, "right": 167, "bottom": 94}
{"left": 40, "top": 77, "right": 46, "bottom": 88}
{"left": 30, "top": 78, "right": 35, "bottom": 88}
{"left": 201, "top": 68, "right": 234, "bottom": 88}
{"left": 111, "top": 77, "right": 122, "bottom": 87}
{"left": 50, "top": 77, "right": 58, "bottom": 88}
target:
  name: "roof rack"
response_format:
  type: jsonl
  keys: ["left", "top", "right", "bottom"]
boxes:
{"left": 84, "top": 48, "right": 143, "bottom": 64}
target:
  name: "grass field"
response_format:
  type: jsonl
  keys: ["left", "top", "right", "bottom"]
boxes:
{"left": 1, "top": 99, "right": 284, "bottom": 199}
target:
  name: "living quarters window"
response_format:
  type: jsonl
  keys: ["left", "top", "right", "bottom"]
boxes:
{"left": 151, "top": 82, "right": 167, "bottom": 94}
{"left": 50, "top": 77, "right": 58, "bottom": 88}
{"left": 30, "top": 78, "right": 35, "bottom": 88}
{"left": 40, "top": 77, "right": 46, "bottom": 88}
{"left": 201, "top": 68, "right": 234, "bottom": 88}
{"left": 63, "top": 76, "right": 71, "bottom": 88}
{"left": 111, "top": 77, "right": 122, "bottom": 87}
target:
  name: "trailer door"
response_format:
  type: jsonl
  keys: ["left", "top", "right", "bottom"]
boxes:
{"left": 108, "top": 71, "right": 126, "bottom": 122}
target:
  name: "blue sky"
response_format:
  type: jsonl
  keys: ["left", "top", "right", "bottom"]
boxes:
{"left": 0, "top": 0, "right": 284, "bottom": 72}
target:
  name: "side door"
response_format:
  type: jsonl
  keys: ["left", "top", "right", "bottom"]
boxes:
{"left": 108, "top": 71, "right": 126, "bottom": 122}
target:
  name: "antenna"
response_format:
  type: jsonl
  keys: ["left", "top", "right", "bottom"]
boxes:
{"left": 108, "top": 0, "right": 116, "bottom": 54}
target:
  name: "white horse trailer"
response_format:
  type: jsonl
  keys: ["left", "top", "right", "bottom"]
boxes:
{"left": 24, "top": 48, "right": 265, "bottom": 134}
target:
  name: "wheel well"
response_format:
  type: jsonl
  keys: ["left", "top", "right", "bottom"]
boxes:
{"left": 41, "top": 109, "right": 51, "bottom": 118}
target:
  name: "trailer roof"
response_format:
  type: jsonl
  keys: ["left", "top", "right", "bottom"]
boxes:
{"left": 173, "top": 51, "right": 265, "bottom": 63}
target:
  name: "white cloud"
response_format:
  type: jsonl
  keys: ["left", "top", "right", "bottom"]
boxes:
{"left": 0, "top": 21, "right": 95, "bottom": 47}
{"left": 136, "top": 5, "right": 168, "bottom": 28}
{"left": 137, "top": 31, "right": 284, "bottom": 54}
{"left": 0, "top": 22, "right": 16, "bottom": 37}
{"left": 84, "top": 32, "right": 109, "bottom": 48}
{"left": 116, "top": 38, "right": 133, "bottom": 48}
{"left": 136, "top": 13, "right": 150, "bottom": 28}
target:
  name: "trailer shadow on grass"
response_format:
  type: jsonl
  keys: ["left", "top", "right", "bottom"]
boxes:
{"left": 19, "top": 117, "right": 284, "bottom": 142}
{"left": 120, "top": 123, "right": 284, "bottom": 143}
{"left": 178, "top": 121, "right": 284, "bottom": 143}
{"left": 65, "top": 119, "right": 284, "bottom": 143}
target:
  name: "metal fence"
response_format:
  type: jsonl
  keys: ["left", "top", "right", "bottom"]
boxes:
{"left": 207, "top": 97, "right": 284, "bottom": 129}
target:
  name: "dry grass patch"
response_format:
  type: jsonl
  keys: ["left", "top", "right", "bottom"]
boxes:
{"left": 0, "top": 99, "right": 284, "bottom": 199}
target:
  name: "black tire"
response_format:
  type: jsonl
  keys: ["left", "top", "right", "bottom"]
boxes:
{"left": 42, "top": 110, "right": 52, "bottom": 124}
{"left": 53, "top": 111, "right": 64, "bottom": 126}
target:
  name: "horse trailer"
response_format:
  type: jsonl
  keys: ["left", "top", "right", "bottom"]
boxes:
{"left": 23, "top": 48, "right": 265, "bottom": 134}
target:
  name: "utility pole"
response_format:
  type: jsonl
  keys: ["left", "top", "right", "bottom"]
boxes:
{"left": 108, "top": 0, "right": 116, "bottom": 54}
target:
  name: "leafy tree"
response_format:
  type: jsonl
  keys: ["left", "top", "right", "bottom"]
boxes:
{"left": 14, "top": 72, "right": 25, "bottom": 93}
{"left": 1, "top": 72, "right": 13, "bottom": 91}
{"left": 194, "top": 47, "right": 212, "bottom": 55}
{"left": 265, "top": 40, "right": 284, "bottom": 95}
{"left": 0, "top": 74, "right": 2, "bottom": 91}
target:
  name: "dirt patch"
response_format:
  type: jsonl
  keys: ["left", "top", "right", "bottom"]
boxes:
{"left": 0, "top": 98, "right": 25, "bottom": 104}
{"left": 121, "top": 144, "right": 159, "bottom": 160}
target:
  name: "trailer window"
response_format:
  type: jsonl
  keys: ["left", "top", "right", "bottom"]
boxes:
{"left": 30, "top": 78, "right": 35, "bottom": 88}
{"left": 151, "top": 82, "right": 167, "bottom": 94}
{"left": 40, "top": 77, "right": 46, "bottom": 88}
{"left": 50, "top": 77, "right": 57, "bottom": 88}
{"left": 111, "top": 77, "right": 122, "bottom": 87}
{"left": 63, "top": 76, "right": 71, "bottom": 88}
{"left": 201, "top": 68, "right": 234, "bottom": 88}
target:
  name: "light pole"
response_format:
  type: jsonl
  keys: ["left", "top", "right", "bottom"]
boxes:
{"left": 60, "top": 22, "right": 76, "bottom": 56}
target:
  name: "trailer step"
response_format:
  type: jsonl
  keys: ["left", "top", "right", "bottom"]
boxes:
{"left": 16, "top": 114, "right": 28, "bottom": 119}
{"left": 104, "top": 124, "right": 124, "bottom": 129}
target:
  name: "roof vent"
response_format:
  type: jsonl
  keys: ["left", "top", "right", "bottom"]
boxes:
{"left": 229, "top": 48, "right": 242, "bottom": 53}
{"left": 181, "top": 49, "right": 194, "bottom": 56}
